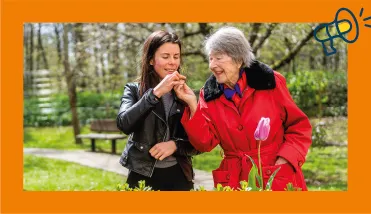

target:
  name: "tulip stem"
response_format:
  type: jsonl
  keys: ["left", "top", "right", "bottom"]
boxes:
{"left": 258, "top": 140, "right": 263, "bottom": 189}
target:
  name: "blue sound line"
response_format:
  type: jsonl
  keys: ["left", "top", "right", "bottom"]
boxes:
{"left": 360, "top": 8, "right": 364, "bottom": 17}
{"left": 363, "top": 16, "right": 371, "bottom": 21}
{"left": 365, "top": 24, "right": 371, "bottom": 28}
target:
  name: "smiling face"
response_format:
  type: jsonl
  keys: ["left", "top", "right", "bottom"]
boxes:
{"left": 208, "top": 50, "right": 242, "bottom": 87}
{"left": 150, "top": 42, "right": 181, "bottom": 79}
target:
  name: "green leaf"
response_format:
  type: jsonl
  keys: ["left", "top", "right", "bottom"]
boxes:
{"left": 265, "top": 167, "right": 281, "bottom": 191}
{"left": 256, "top": 174, "right": 263, "bottom": 190}
{"left": 245, "top": 155, "right": 263, "bottom": 190}
{"left": 247, "top": 164, "right": 258, "bottom": 190}
{"left": 215, "top": 183, "right": 224, "bottom": 191}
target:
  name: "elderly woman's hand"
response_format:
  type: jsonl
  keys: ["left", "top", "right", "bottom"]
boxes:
{"left": 174, "top": 83, "right": 197, "bottom": 117}
{"left": 275, "top": 156, "right": 295, "bottom": 171}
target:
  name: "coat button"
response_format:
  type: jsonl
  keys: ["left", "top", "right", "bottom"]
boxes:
{"left": 266, "top": 169, "right": 272, "bottom": 175}
{"left": 140, "top": 146, "right": 143, "bottom": 150}
{"left": 237, "top": 125, "right": 243, "bottom": 131}
{"left": 298, "top": 161, "right": 303, "bottom": 167}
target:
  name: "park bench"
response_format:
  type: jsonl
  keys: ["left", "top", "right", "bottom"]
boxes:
{"left": 77, "top": 119, "right": 126, "bottom": 154}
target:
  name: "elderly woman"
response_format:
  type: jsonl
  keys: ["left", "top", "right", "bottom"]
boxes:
{"left": 174, "top": 26, "right": 312, "bottom": 191}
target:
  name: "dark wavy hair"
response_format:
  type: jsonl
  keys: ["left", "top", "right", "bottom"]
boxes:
{"left": 138, "top": 30, "right": 182, "bottom": 97}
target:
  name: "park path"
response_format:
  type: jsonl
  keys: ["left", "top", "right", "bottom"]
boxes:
{"left": 24, "top": 148, "right": 214, "bottom": 190}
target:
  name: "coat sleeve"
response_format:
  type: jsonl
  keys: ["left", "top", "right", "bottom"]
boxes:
{"left": 181, "top": 89, "right": 221, "bottom": 152}
{"left": 116, "top": 83, "right": 159, "bottom": 135}
{"left": 274, "top": 72, "right": 312, "bottom": 172}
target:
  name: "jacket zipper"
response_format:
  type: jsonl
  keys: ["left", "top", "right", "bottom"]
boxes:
{"left": 150, "top": 110, "right": 169, "bottom": 177}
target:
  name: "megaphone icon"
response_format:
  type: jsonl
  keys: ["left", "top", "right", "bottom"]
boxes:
{"left": 314, "top": 8, "right": 359, "bottom": 56}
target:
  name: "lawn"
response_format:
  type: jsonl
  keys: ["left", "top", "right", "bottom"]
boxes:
{"left": 24, "top": 116, "right": 347, "bottom": 191}
{"left": 24, "top": 125, "right": 127, "bottom": 154}
{"left": 24, "top": 155, "right": 126, "bottom": 191}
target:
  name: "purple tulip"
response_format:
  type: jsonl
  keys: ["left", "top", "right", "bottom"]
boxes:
{"left": 254, "top": 117, "right": 270, "bottom": 141}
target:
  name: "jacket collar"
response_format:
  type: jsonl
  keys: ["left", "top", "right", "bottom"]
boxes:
{"left": 203, "top": 60, "right": 276, "bottom": 102}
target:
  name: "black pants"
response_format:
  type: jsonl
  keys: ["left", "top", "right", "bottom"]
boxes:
{"left": 126, "top": 164, "right": 194, "bottom": 191}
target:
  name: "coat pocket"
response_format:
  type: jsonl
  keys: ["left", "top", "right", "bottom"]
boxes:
{"left": 130, "top": 140, "right": 149, "bottom": 152}
{"left": 127, "top": 140, "right": 153, "bottom": 162}
{"left": 212, "top": 169, "right": 239, "bottom": 189}
{"left": 262, "top": 163, "right": 297, "bottom": 191}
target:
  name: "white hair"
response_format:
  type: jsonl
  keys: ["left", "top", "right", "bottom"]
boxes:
{"left": 204, "top": 26, "right": 255, "bottom": 67}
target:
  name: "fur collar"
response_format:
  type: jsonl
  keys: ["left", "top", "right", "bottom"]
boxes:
{"left": 203, "top": 60, "right": 276, "bottom": 102}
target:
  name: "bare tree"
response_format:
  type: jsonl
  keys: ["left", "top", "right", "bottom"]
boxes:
{"left": 54, "top": 24, "right": 62, "bottom": 65}
{"left": 37, "top": 24, "right": 49, "bottom": 69}
{"left": 63, "top": 24, "right": 82, "bottom": 144}
{"left": 248, "top": 23, "right": 262, "bottom": 47}
{"left": 110, "top": 24, "right": 121, "bottom": 91}
{"left": 272, "top": 24, "right": 325, "bottom": 71}
{"left": 253, "top": 23, "right": 277, "bottom": 55}
{"left": 74, "top": 23, "right": 88, "bottom": 89}
{"left": 29, "top": 24, "right": 34, "bottom": 71}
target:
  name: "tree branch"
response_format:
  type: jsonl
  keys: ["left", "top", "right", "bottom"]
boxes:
{"left": 248, "top": 23, "right": 262, "bottom": 47}
{"left": 272, "top": 24, "right": 325, "bottom": 71}
{"left": 253, "top": 23, "right": 277, "bottom": 55}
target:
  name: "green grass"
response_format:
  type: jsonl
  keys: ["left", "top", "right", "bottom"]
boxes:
{"left": 192, "top": 146, "right": 347, "bottom": 190}
{"left": 311, "top": 117, "right": 348, "bottom": 143}
{"left": 24, "top": 116, "right": 348, "bottom": 191}
{"left": 24, "top": 155, "right": 126, "bottom": 191}
{"left": 304, "top": 146, "right": 347, "bottom": 191}
{"left": 24, "top": 126, "right": 127, "bottom": 154}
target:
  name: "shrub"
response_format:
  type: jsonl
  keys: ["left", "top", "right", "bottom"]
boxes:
{"left": 285, "top": 70, "right": 347, "bottom": 117}
{"left": 311, "top": 121, "right": 328, "bottom": 148}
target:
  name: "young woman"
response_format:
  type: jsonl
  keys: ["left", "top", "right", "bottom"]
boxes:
{"left": 117, "top": 30, "right": 200, "bottom": 191}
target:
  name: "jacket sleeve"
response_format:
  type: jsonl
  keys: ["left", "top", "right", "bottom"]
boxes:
{"left": 173, "top": 138, "right": 202, "bottom": 156}
{"left": 274, "top": 72, "right": 312, "bottom": 172}
{"left": 181, "top": 89, "right": 221, "bottom": 152}
{"left": 116, "top": 83, "right": 159, "bottom": 135}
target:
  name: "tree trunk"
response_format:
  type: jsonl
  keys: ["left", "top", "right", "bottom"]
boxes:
{"left": 248, "top": 23, "right": 261, "bottom": 48}
{"left": 111, "top": 24, "right": 120, "bottom": 83}
{"left": 54, "top": 24, "right": 62, "bottom": 64}
{"left": 63, "top": 24, "right": 82, "bottom": 144}
{"left": 253, "top": 23, "right": 277, "bottom": 56}
{"left": 100, "top": 48, "right": 106, "bottom": 89}
{"left": 24, "top": 24, "right": 32, "bottom": 96}
{"left": 29, "top": 24, "right": 34, "bottom": 71}
{"left": 24, "top": 25, "right": 30, "bottom": 71}
{"left": 73, "top": 23, "right": 87, "bottom": 89}
{"left": 334, "top": 50, "right": 340, "bottom": 72}
{"left": 54, "top": 24, "right": 63, "bottom": 91}
{"left": 36, "top": 24, "right": 41, "bottom": 71}
{"left": 309, "top": 52, "right": 315, "bottom": 70}
{"left": 322, "top": 51, "right": 327, "bottom": 70}
{"left": 93, "top": 45, "right": 102, "bottom": 93}
{"left": 37, "top": 23, "right": 49, "bottom": 69}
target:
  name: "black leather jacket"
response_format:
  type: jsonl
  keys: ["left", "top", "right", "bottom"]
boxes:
{"left": 117, "top": 82, "right": 200, "bottom": 181}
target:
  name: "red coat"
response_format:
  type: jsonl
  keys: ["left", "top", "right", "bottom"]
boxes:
{"left": 182, "top": 62, "right": 312, "bottom": 191}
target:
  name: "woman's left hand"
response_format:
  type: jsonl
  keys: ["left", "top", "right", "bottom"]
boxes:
{"left": 275, "top": 156, "right": 288, "bottom": 165}
{"left": 149, "top": 141, "right": 177, "bottom": 160}
{"left": 275, "top": 156, "right": 295, "bottom": 171}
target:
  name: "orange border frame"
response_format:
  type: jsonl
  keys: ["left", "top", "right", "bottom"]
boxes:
{"left": 2, "top": 0, "right": 371, "bottom": 213}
